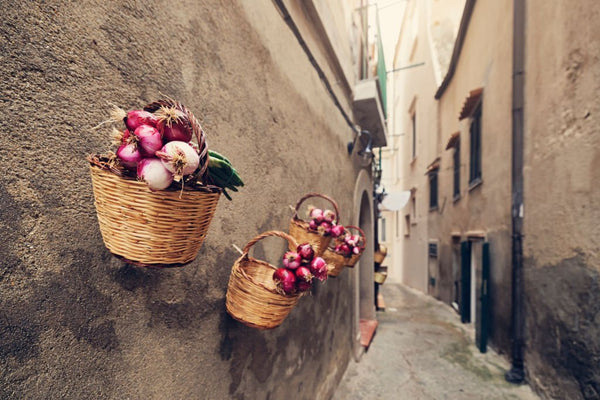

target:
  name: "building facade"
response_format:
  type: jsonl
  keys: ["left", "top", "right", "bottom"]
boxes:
{"left": 384, "top": 0, "right": 600, "bottom": 398}
{"left": 380, "top": 0, "right": 465, "bottom": 292}
{"left": 0, "top": 1, "right": 387, "bottom": 398}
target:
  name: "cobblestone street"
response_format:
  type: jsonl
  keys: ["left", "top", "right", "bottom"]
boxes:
{"left": 333, "top": 283, "right": 540, "bottom": 400}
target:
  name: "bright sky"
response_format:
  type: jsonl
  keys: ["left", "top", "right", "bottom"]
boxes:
{"left": 372, "top": 0, "right": 407, "bottom": 71}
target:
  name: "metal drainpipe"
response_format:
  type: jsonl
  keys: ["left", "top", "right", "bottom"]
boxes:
{"left": 506, "top": 0, "right": 526, "bottom": 384}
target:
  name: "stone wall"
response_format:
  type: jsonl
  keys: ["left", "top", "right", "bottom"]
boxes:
{"left": 524, "top": 1, "right": 600, "bottom": 398}
{"left": 0, "top": 1, "right": 362, "bottom": 398}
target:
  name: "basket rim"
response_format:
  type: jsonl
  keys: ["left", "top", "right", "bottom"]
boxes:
{"left": 233, "top": 256, "right": 301, "bottom": 299}
{"left": 291, "top": 193, "right": 341, "bottom": 224}
{"left": 88, "top": 154, "right": 222, "bottom": 194}
{"left": 233, "top": 230, "right": 302, "bottom": 298}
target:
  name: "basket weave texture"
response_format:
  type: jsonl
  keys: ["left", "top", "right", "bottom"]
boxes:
{"left": 89, "top": 164, "right": 220, "bottom": 266}
{"left": 289, "top": 193, "right": 340, "bottom": 256}
{"left": 374, "top": 244, "right": 387, "bottom": 264}
{"left": 323, "top": 225, "right": 366, "bottom": 277}
{"left": 226, "top": 231, "right": 301, "bottom": 330}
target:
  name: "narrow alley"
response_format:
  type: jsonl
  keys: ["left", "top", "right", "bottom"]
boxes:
{"left": 333, "top": 283, "right": 539, "bottom": 400}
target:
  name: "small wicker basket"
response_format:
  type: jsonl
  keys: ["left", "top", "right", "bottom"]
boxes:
{"left": 226, "top": 231, "right": 301, "bottom": 330}
{"left": 289, "top": 193, "right": 340, "bottom": 257}
{"left": 323, "top": 225, "right": 366, "bottom": 277}
{"left": 374, "top": 271, "right": 388, "bottom": 284}
{"left": 88, "top": 98, "right": 221, "bottom": 267}
{"left": 374, "top": 244, "right": 388, "bottom": 264}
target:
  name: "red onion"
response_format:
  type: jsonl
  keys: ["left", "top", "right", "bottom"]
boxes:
{"left": 310, "top": 257, "right": 328, "bottom": 281}
{"left": 111, "top": 127, "right": 131, "bottom": 146}
{"left": 346, "top": 235, "right": 360, "bottom": 247}
{"left": 134, "top": 124, "right": 163, "bottom": 157}
{"left": 309, "top": 207, "right": 324, "bottom": 223}
{"left": 297, "top": 280, "right": 312, "bottom": 292}
{"left": 318, "top": 221, "right": 332, "bottom": 236}
{"left": 116, "top": 142, "right": 143, "bottom": 169}
{"left": 297, "top": 243, "right": 315, "bottom": 262}
{"left": 125, "top": 110, "right": 157, "bottom": 131}
{"left": 330, "top": 224, "right": 345, "bottom": 238}
{"left": 295, "top": 266, "right": 313, "bottom": 282}
{"left": 137, "top": 158, "right": 174, "bottom": 190}
{"left": 273, "top": 268, "right": 297, "bottom": 295}
{"left": 336, "top": 243, "right": 351, "bottom": 257}
{"left": 156, "top": 141, "right": 199, "bottom": 181}
{"left": 323, "top": 209, "right": 336, "bottom": 223}
{"left": 160, "top": 121, "right": 192, "bottom": 142}
{"left": 155, "top": 106, "right": 192, "bottom": 142}
{"left": 283, "top": 251, "right": 302, "bottom": 270}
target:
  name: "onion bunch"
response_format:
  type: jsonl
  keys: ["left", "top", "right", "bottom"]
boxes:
{"left": 307, "top": 207, "right": 344, "bottom": 238}
{"left": 273, "top": 243, "right": 328, "bottom": 295}
{"left": 334, "top": 230, "right": 365, "bottom": 257}
{"left": 111, "top": 106, "right": 201, "bottom": 191}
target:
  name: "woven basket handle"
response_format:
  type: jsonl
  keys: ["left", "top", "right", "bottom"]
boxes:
{"left": 242, "top": 231, "right": 299, "bottom": 257}
{"left": 292, "top": 193, "right": 341, "bottom": 223}
{"left": 345, "top": 225, "right": 367, "bottom": 249}
{"left": 143, "top": 98, "right": 209, "bottom": 182}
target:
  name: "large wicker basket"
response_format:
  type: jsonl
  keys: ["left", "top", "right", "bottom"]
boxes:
{"left": 289, "top": 193, "right": 340, "bottom": 257}
{"left": 323, "top": 225, "right": 366, "bottom": 277}
{"left": 88, "top": 98, "right": 221, "bottom": 267}
{"left": 226, "top": 231, "right": 301, "bottom": 330}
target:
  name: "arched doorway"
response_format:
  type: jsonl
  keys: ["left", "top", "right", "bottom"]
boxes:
{"left": 352, "top": 170, "right": 375, "bottom": 359}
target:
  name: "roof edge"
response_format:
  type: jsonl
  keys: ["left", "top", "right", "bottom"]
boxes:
{"left": 434, "top": 0, "right": 477, "bottom": 100}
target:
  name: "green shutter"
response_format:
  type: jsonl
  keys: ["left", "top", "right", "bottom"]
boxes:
{"left": 460, "top": 241, "right": 471, "bottom": 323}
{"left": 477, "top": 242, "right": 490, "bottom": 353}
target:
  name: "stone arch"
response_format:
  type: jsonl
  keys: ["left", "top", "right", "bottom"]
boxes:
{"left": 351, "top": 169, "right": 375, "bottom": 359}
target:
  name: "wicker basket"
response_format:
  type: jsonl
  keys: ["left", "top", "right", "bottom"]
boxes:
{"left": 88, "top": 98, "right": 221, "bottom": 267}
{"left": 226, "top": 231, "right": 301, "bottom": 330}
{"left": 374, "top": 271, "right": 388, "bottom": 284}
{"left": 323, "top": 225, "right": 366, "bottom": 277}
{"left": 289, "top": 193, "right": 340, "bottom": 256}
{"left": 374, "top": 244, "right": 388, "bottom": 264}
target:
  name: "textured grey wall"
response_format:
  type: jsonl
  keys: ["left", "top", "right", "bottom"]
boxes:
{"left": 524, "top": 1, "right": 600, "bottom": 398}
{"left": 0, "top": 1, "right": 361, "bottom": 398}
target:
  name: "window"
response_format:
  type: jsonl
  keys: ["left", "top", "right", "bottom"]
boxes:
{"left": 429, "top": 169, "right": 438, "bottom": 210}
{"left": 404, "top": 214, "right": 411, "bottom": 237}
{"left": 428, "top": 242, "right": 438, "bottom": 258}
{"left": 411, "top": 196, "right": 417, "bottom": 224}
{"left": 453, "top": 137, "right": 461, "bottom": 200}
{"left": 469, "top": 104, "right": 482, "bottom": 186}
{"left": 379, "top": 218, "right": 387, "bottom": 242}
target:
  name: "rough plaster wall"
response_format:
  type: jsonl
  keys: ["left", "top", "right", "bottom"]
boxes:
{"left": 428, "top": 0, "right": 466, "bottom": 84}
{"left": 0, "top": 1, "right": 359, "bottom": 398}
{"left": 395, "top": 0, "right": 440, "bottom": 294}
{"left": 524, "top": 1, "right": 600, "bottom": 399}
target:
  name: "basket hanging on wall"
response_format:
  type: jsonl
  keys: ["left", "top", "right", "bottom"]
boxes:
{"left": 288, "top": 193, "right": 340, "bottom": 257}
{"left": 374, "top": 244, "right": 387, "bottom": 264}
{"left": 88, "top": 98, "right": 221, "bottom": 267}
{"left": 226, "top": 231, "right": 302, "bottom": 330}
{"left": 323, "top": 225, "right": 366, "bottom": 277}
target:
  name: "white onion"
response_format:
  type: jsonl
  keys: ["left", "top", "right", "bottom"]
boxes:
{"left": 137, "top": 158, "right": 174, "bottom": 190}
{"left": 156, "top": 141, "right": 199, "bottom": 180}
